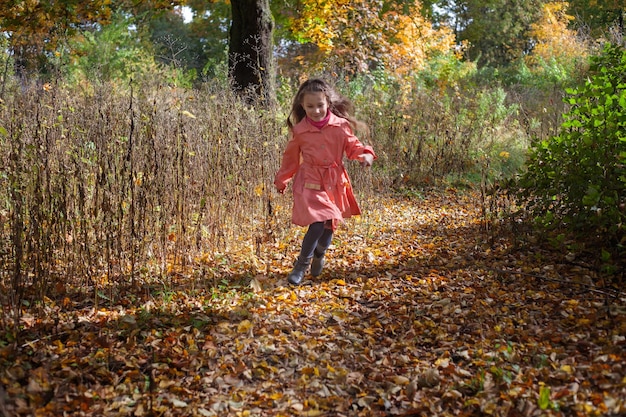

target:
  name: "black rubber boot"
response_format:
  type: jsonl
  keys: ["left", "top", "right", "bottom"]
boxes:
{"left": 310, "top": 254, "right": 325, "bottom": 277}
{"left": 310, "top": 245, "right": 328, "bottom": 277}
{"left": 287, "top": 256, "right": 311, "bottom": 285}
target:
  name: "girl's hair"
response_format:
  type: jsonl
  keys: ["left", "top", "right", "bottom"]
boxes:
{"left": 287, "top": 78, "right": 367, "bottom": 134}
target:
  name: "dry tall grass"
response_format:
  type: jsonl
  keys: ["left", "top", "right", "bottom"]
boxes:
{"left": 0, "top": 80, "right": 292, "bottom": 311}
{"left": 0, "top": 77, "right": 555, "bottom": 316}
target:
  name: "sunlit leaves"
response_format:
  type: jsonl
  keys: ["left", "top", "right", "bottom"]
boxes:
{"left": 386, "top": 8, "right": 456, "bottom": 74}
{"left": 1, "top": 191, "right": 625, "bottom": 415}
{"left": 527, "top": 2, "right": 588, "bottom": 71}
{"left": 287, "top": 0, "right": 455, "bottom": 74}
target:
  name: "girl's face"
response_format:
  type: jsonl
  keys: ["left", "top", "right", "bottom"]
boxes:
{"left": 301, "top": 91, "right": 329, "bottom": 122}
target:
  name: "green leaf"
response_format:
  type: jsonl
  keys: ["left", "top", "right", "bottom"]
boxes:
{"left": 97, "top": 291, "right": 112, "bottom": 301}
{"left": 538, "top": 385, "right": 551, "bottom": 410}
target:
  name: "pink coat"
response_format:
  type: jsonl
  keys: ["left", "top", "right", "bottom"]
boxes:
{"left": 274, "top": 112, "right": 376, "bottom": 228}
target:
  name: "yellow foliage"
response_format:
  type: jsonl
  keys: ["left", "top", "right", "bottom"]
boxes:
{"left": 527, "top": 2, "right": 588, "bottom": 67}
{"left": 291, "top": 0, "right": 350, "bottom": 51}
{"left": 289, "top": 0, "right": 455, "bottom": 74}
{"left": 386, "top": 11, "right": 456, "bottom": 74}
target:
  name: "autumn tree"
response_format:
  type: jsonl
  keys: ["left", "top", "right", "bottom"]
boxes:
{"left": 229, "top": 0, "right": 275, "bottom": 105}
{"left": 0, "top": 0, "right": 113, "bottom": 75}
{"left": 527, "top": 2, "right": 589, "bottom": 71}
{"left": 284, "top": 0, "right": 454, "bottom": 75}
{"left": 386, "top": 5, "right": 456, "bottom": 75}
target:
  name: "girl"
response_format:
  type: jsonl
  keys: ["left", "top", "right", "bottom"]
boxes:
{"left": 274, "top": 78, "right": 376, "bottom": 285}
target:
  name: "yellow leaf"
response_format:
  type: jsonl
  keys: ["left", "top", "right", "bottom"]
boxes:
{"left": 237, "top": 320, "right": 252, "bottom": 333}
{"left": 268, "top": 392, "right": 282, "bottom": 400}
{"left": 301, "top": 367, "right": 319, "bottom": 376}
{"left": 299, "top": 410, "right": 324, "bottom": 417}
{"left": 181, "top": 110, "right": 196, "bottom": 119}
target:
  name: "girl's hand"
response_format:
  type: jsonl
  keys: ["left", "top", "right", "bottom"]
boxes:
{"left": 358, "top": 153, "right": 374, "bottom": 167}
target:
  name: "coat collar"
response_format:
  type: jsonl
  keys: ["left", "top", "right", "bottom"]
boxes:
{"left": 294, "top": 112, "right": 344, "bottom": 133}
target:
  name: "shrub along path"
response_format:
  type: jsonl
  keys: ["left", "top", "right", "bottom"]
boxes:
{"left": 1, "top": 189, "right": 624, "bottom": 416}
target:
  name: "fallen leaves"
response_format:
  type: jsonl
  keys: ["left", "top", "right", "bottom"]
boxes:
{"left": 0, "top": 189, "right": 624, "bottom": 416}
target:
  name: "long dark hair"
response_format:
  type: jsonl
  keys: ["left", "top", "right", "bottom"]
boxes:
{"left": 287, "top": 78, "right": 367, "bottom": 134}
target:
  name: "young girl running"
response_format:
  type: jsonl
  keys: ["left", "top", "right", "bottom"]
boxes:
{"left": 274, "top": 78, "right": 376, "bottom": 285}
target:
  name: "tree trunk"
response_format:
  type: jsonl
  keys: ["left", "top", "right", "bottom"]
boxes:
{"left": 229, "top": 0, "right": 275, "bottom": 106}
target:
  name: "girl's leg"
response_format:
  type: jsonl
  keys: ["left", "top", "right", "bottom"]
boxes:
{"left": 311, "top": 223, "right": 333, "bottom": 277}
{"left": 298, "top": 221, "right": 326, "bottom": 259}
{"left": 314, "top": 227, "right": 333, "bottom": 257}
{"left": 288, "top": 221, "right": 325, "bottom": 285}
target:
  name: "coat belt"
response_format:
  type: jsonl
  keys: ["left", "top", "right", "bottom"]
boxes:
{"left": 302, "top": 161, "right": 342, "bottom": 191}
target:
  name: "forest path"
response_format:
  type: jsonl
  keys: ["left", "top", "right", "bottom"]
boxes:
{"left": 2, "top": 189, "right": 624, "bottom": 416}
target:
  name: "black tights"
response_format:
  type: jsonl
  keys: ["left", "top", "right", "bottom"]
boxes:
{"left": 299, "top": 221, "right": 333, "bottom": 259}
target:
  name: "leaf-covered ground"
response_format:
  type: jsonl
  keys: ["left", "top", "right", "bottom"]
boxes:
{"left": 1, "top": 190, "right": 625, "bottom": 416}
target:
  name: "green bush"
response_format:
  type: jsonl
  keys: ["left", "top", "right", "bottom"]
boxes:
{"left": 517, "top": 43, "right": 626, "bottom": 244}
